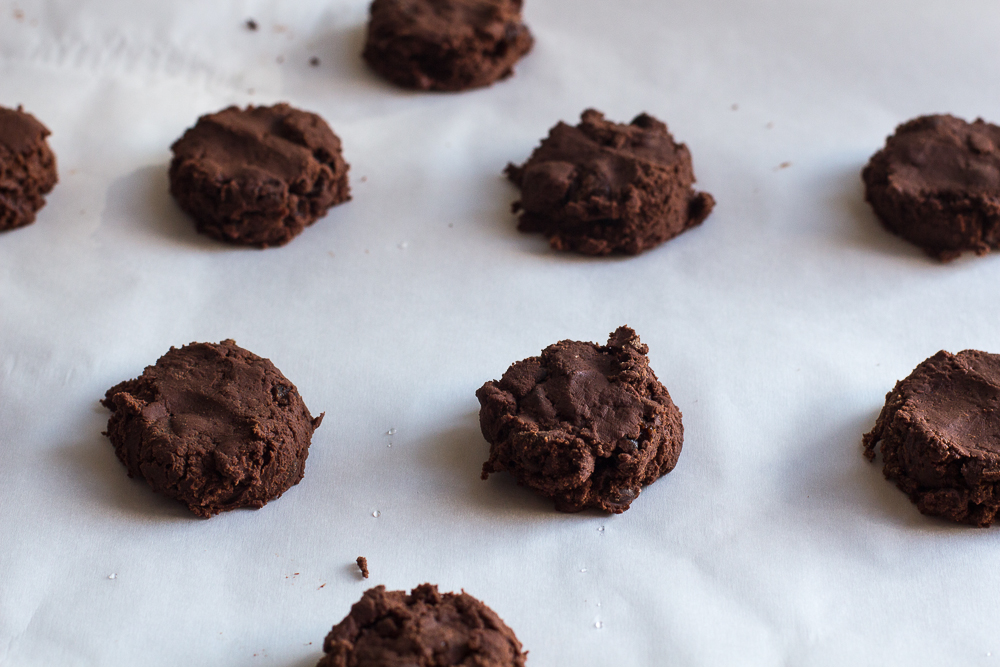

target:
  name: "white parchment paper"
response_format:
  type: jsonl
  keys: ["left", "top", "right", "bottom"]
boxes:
{"left": 3, "top": 0, "right": 1000, "bottom": 664}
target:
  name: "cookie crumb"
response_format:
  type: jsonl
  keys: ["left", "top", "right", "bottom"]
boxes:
{"left": 357, "top": 556, "right": 369, "bottom": 579}
{"left": 245, "top": 18, "right": 258, "bottom": 31}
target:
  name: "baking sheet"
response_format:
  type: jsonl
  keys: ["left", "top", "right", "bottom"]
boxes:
{"left": 3, "top": 0, "right": 1000, "bottom": 664}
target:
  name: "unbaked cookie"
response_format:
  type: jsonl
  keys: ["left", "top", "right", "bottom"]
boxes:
{"left": 363, "top": 0, "right": 533, "bottom": 91}
{"left": 505, "top": 109, "right": 714, "bottom": 255}
{"left": 102, "top": 340, "right": 323, "bottom": 517}
{"left": 863, "top": 114, "right": 1000, "bottom": 261}
{"left": 864, "top": 349, "right": 1000, "bottom": 526}
{"left": 0, "top": 105, "right": 57, "bottom": 232}
{"left": 319, "top": 584, "right": 526, "bottom": 667}
{"left": 169, "top": 103, "right": 350, "bottom": 248}
{"left": 477, "top": 326, "right": 683, "bottom": 513}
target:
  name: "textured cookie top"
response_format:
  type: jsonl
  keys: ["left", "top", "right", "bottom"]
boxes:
{"left": 869, "top": 114, "right": 1000, "bottom": 198}
{"left": 372, "top": 0, "right": 526, "bottom": 41}
{"left": 102, "top": 340, "right": 322, "bottom": 517}
{"left": 0, "top": 106, "right": 51, "bottom": 155}
{"left": 491, "top": 327, "right": 653, "bottom": 448}
{"left": 363, "top": 0, "right": 533, "bottom": 91}
{"left": 170, "top": 103, "right": 343, "bottom": 187}
{"left": 477, "top": 326, "right": 682, "bottom": 512}
{"left": 867, "top": 350, "right": 1000, "bottom": 460}
{"left": 320, "top": 584, "right": 526, "bottom": 667}
{"left": 507, "top": 109, "right": 692, "bottom": 213}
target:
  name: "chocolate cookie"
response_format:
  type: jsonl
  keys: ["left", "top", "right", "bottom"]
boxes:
{"left": 476, "top": 326, "right": 683, "bottom": 513}
{"left": 319, "top": 584, "right": 526, "bottom": 667}
{"left": 169, "top": 103, "right": 350, "bottom": 248}
{"left": 102, "top": 340, "right": 323, "bottom": 517}
{"left": 362, "top": 0, "right": 533, "bottom": 92}
{"left": 0, "top": 105, "right": 57, "bottom": 232}
{"left": 505, "top": 109, "right": 714, "bottom": 255}
{"left": 862, "top": 114, "right": 1000, "bottom": 261}
{"left": 863, "top": 350, "right": 1000, "bottom": 527}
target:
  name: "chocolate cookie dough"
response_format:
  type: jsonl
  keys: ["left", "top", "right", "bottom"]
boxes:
{"left": 169, "top": 103, "right": 350, "bottom": 248}
{"left": 362, "top": 0, "right": 533, "bottom": 92}
{"left": 505, "top": 109, "right": 714, "bottom": 255}
{"left": 862, "top": 114, "right": 1000, "bottom": 261}
{"left": 863, "top": 350, "right": 1000, "bottom": 527}
{"left": 319, "top": 584, "right": 526, "bottom": 667}
{"left": 0, "top": 105, "right": 57, "bottom": 232}
{"left": 477, "top": 326, "right": 683, "bottom": 513}
{"left": 102, "top": 340, "right": 323, "bottom": 517}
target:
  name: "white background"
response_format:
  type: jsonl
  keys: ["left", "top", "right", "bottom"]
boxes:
{"left": 2, "top": 0, "right": 1000, "bottom": 664}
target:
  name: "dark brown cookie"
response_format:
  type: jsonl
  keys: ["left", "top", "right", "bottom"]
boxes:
{"left": 0, "top": 105, "right": 58, "bottom": 232}
{"left": 362, "top": 0, "right": 533, "bottom": 92}
{"left": 505, "top": 109, "right": 714, "bottom": 255}
{"left": 863, "top": 350, "right": 1000, "bottom": 527}
{"left": 476, "top": 326, "right": 683, "bottom": 513}
{"left": 862, "top": 114, "right": 1000, "bottom": 261}
{"left": 319, "top": 584, "right": 526, "bottom": 667}
{"left": 102, "top": 340, "right": 323, "bottom": 517}
{"left": 169, "top": 103, "right": 350, "bottom": 248}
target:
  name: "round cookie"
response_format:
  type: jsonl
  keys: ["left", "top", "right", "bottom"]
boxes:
{"left": 505, "top": 109, "right": 715, "bottom": 255}
{"left": 319, "top": 584, "right": 526, "bottom": 667}
{"left": 169, "top": 103, "right": 350, "bottom": 248}
{"left": 476, "top": 326, "right": 683, "bottom": 513}
{"left": 101, "top": 340, "right": 323, "bottom": 517}
{"left": 862, "top": 114, "right": 1000, "bottom": 261}
{"left": 0, "top": 105, "right": 58, "bottom": 232}
{"left": 362, "top": 0, "right": 534, "bottom": 92}
{"left": 863, "top": 349, "right": 1000, "bottom": 527}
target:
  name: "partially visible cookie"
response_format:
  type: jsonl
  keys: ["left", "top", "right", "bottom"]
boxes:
{"left": 0, "top": 105, "right": 58, "bottom": 232}
{"left": 862, "top": 114, "right": 1000, "bottom": 261}
{"left": 319, "top": 584, "right": 526, "bottom": 667}
{"left": 477, "top": 326, "right": 683, "bottom": 513}
{"left": 363, "top": 0, "right": 534, "bottom": 91}
{"left": 506, "top": 109, "right": 714, "bottom": 255}
{"left": 102, "top": 340, "right": 323, "bottom": 517}
{"left": 169, "top": 103, "right": 350, "bottom": 248}
{"left": 863, "top": 350, "right": 1000, "bottom": 526}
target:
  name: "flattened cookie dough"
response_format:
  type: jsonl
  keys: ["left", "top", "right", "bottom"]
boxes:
{"left": 863, "top": 350, "right": 1000, "bottom": 526}
{"left": 0, "top": 105, "right": 57, "bottom": 232}
{"left": 363, "top": 0, "right": 534, "bottom": 91}
{"left": 319, "top": 584, "right": 526, "bottom": 667}
{"left": 505, "top": 109, "right": 714, "bottom": 255}
{"left": 102, "top": 340, "right": 323, "bottom": 517}
{"left": 169, "top": 103, "right": 350, "bottom": 248}
{"left": 863, "top": 114, "right": 1000, "bottom": 261}
{"left": 477, "top": 326, "right": 682, "bottom": 513}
